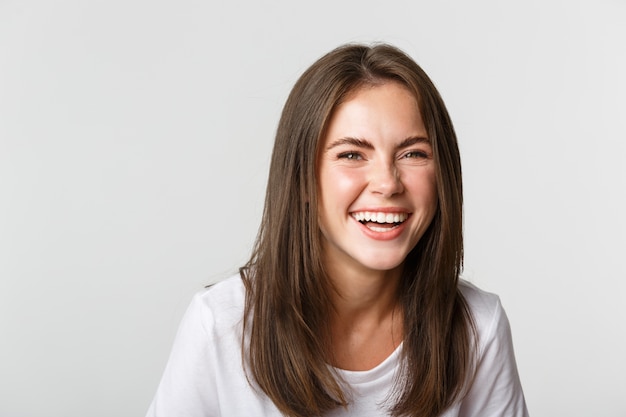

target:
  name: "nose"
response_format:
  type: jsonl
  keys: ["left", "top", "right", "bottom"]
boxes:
{"left": 368, "top": 160, "right": 404, "bottom": 197}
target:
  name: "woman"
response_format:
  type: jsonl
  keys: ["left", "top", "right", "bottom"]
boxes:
{"left": 147, "top": 43, "right": 529, "bottom": 417}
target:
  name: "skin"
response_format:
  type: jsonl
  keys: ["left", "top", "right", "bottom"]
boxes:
{"left": 317, "top": 81, "right": 438, "bottom": 371}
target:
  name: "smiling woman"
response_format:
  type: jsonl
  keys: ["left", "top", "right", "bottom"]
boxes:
{"left": 146, "top": 44, "right": 529, "bottom": 417}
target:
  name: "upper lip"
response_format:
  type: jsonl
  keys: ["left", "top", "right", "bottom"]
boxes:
{"left": 349, "top": 207, "right": 411, "bottom": 214}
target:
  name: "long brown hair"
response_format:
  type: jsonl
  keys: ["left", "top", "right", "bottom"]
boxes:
{"left": 241, "top": 43, "right": 475, "bottom": 417}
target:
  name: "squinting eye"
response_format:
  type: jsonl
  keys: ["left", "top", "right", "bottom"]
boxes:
{"left": 403, "top": 151, "right": 429, "bottom": 159}
{"left": 338, "top": 152, "right": 363, "bottom": 160}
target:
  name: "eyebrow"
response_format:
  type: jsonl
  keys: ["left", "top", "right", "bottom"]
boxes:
{"left": 325, "top": 136, "right": 430, "bottom": 151}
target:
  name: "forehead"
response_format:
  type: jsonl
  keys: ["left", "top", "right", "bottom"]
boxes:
{"left": 322, "top": 81, "right": 426, "bottom": 144}
{"left": 340, "top": 80, "right": 419, "bottom": 108}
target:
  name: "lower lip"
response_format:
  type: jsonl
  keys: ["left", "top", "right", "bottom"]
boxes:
{"left": 354, "top": 218, "right": 408, "bottom": 241}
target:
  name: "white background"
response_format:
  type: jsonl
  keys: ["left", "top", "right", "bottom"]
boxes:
{"left": 1, "top": 1, "right": 625, "bottom": 416}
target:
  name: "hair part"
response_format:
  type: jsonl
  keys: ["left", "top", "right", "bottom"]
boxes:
{"left": 241, "top": 43, "right": 476, "bottom": 417}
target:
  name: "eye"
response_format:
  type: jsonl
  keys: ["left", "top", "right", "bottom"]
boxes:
{"left": 402, "top": 150, "right": 430, "bottom": 159}
{"left": 337, "top": 151, "right": 364, "bottom": 160}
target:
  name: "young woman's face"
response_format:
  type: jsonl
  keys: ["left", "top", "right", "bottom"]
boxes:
{"left": 317, "top": 81, "right": 438, "bottom": 276}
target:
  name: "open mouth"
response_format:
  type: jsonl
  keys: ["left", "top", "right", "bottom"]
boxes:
{"left": 351, "top": 211, "right": 410, "bottom": 232}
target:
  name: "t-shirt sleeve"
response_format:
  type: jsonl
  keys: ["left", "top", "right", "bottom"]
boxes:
{"left": 146, "top": 292, "right": 219, "bottom": 417}
{"left": 458, "top": 298, "right": 529, "bottom": 417}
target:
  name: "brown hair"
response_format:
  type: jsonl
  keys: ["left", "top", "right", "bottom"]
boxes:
{"left": 241, "top": 43, "right": 475, "bottom": 417}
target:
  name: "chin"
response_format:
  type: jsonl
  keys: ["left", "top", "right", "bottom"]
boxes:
{"left": 357, "top": 256, "right": 407, "bottom": 273}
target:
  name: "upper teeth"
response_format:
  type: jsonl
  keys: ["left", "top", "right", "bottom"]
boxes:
{"left": 352, "top": 212, "right": 408, "bottom": 223}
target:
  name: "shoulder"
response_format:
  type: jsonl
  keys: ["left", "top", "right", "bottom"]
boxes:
{"left": 458, "top": 280, "right": 507, "bottom": 354}
{"left": 188, "top": 273, "right": 246, "bottom": 337}
{"left": 196, "top": 273, "right": 246, "bottom": 312}
{"left": 147, "top": 273, "right": 282, "bottom": 416}
{"left": 458, "top": 279, "right": 501, "bottom": 324}
{"left": 455, "top": 280, "right": 529, "bottom": 416}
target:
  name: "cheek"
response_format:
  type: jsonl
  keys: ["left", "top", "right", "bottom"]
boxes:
{"left": 320, "top": 168, "right": 364, "bottom": 206}
{"left": 335, "top": 171, "right": 363, "bottom": 194}
{"left": 427, "top": 176, "right": 439, "bottom": 205}
{"left": 405, "top": 169, "right": 437, "bottom": 202}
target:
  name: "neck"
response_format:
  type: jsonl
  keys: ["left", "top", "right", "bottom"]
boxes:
{"left": 327, "top": 265, "right": 402, "bottom": 320}
{"left": 324, "top": 263, "right": 405, "bottom": 370}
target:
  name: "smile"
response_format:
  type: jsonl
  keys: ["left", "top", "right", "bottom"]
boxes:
{"left": 351, "top": 211, "right": 410, "bottom": 232}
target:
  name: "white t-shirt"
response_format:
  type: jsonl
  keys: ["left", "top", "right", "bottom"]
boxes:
{"left": 147, "top": 275, "right": 529, "bottom": 416}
